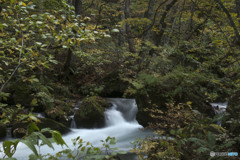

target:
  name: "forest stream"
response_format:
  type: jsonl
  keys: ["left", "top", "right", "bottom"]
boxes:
{"left": 1, "top": 98, "right": 153, "bottom": 159}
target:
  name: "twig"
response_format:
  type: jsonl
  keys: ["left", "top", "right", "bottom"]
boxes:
{"left": 0, "top": 14, "right": 24, "bottom": 93}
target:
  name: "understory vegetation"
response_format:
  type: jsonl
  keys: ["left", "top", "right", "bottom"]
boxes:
{"left": 0, "top": 0, "right": 240, "bottom": 159}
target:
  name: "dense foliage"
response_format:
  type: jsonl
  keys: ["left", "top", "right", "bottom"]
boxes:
{"left": 0, "top": 0, "right": 240, "bottom": 159}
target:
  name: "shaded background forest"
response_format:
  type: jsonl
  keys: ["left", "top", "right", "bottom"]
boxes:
{"left": 0, "top": 0, "right": 240, "bottom": 159}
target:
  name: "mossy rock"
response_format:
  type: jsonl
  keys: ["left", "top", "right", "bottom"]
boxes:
{"left": 12, "top": 122, "right": 28, "bottom": 138}
{"left": 37, "top": 118, "right": 70, "bottom": 136}
{"left": 0, "top": 124, "right": 6, "bottom": 139}
{"left": 45, "top": 108, "right": 69, "bottom": 126}
{"left": 13, "top": 128, "right": 26, "bottom": 138}
{"left": 12, "top": 118, "right": 70, "bottom": 138}
{"left": 11, "top": 83, "right": 33, "bottom": 107}
{"left": 135, "top": 93, "right": 167, "bottom": 127}
{"left": 45, "top": 99, "right": 74, "bottom": 126}
{"left": 135, "top": 88, "right": 215, "bottom": 128}
{"left": 74, "top": 96, "right": 108, "bottom": 128}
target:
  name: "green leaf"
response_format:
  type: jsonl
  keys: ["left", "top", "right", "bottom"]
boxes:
{"left": 207, "top": 132, "right": 216, "bottom": 147}
{"left": 170, "top": 129, "right": 176, "bottom": 135}
{"left": 27, "top": 122, "right": 39, "bottom": 134}
{"left": 31, "top": 15, "right": 37, "bottom": 18}
{"left": 30, "top": 98, "right": 38, "bottom": 107}
{"left": 32, "top": 78, "right": 39, "bottom": 83}
{"left": 117, "top": 151, "right": 127, "bottom": 154}
{"left": 29, "top": 115, "right": 39, "bottom": 122}
{"left": 2, "top": 140, "right": 19, "bottom": 158}
{"left": 109, "top": 137, "right": 116, "bottom": 145}
{"left": 36, "top": 21, "right": 43, "bottom": 25}
{"left": 34, "top": 132, "right": 54, "bottom": 150}
{"left": 21, "top": 139, "right": 38, "bottom": 156}
{"left": 10, "top": 0, "right": 16, "bottom": 5}
{"left": 52, "top": 131, "right": 68, "bottom": 147}
{"left": 105, "top": 155, "right": 110, "bottom": 159}
{"left": 28, "top": 154, "right": 39, "bottom": 160}
{"left": 111, "top": 152, "right": 117, "bottom": 156}
{"left": 196, "top": 146, "right": 209, "bottom": 153}
{"left": 81, "top": 146, "right": 85, "bottom": 151}
{"left": 36, "top": 42, "right": 42, "bottom": 45}
{"left": 111, "top": 29, "right": 119, "bottom": 32}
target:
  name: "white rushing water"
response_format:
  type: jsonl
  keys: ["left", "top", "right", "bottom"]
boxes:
{"left": 0, "top": 98, "right": 152, "bottom": 159}
{"left": 210, "top": 102, "right": 228, "bottom": 126}
{"left": 210, "top": 102, "right": 228, "bottom": 112}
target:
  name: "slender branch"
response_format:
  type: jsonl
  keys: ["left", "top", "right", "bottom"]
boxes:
{"left": 186, "top": 18, "right": 208, "bottom": 41}
{"left": 0, "top": 14, "right": 24, "bottom": 93}
{"left": 82, "top": 0, "right": 94, "bottom": 12}
{"left": 140, "top": 0, "right": 168, "bottom": 37}
{"left": 155, "top": 0, "right": 178, "bottom": 46}
{"left": 118, "top": 0, "right": 168, "bottom": 39}
{"left": 216, "top": 0, "right": 240, "bottom": 45}
{"left": 0, "top": 34, "right": 23, "bottom": 93}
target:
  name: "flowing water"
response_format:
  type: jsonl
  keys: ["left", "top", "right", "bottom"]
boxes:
{"left": 210, "top": 102, "right": 228, "bottom": 126}
{"left": 0, "top": 98, "right": 152, "bottom": 159}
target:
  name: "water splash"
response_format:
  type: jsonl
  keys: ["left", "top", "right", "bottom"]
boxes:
{"left": 70, "top": 115, "right": 77, "bottom": 129}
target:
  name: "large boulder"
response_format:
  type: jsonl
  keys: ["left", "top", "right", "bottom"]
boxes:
{"left": 45, "top": 99, "right": 73, "bottom": 127}
{"left": 134, "top": 73, "right": 215, "bottom": 128}
{"left": 13, "top": 128, "right": 26, "bottom": 138}
{"left": 0, "top": 124, "right": 6, "bottom": 139}
{"left": 37, "top": 118, "right": 70, "bottom": 137}
{"left": 74, "top": 96, "right": 108, "bottom": 128}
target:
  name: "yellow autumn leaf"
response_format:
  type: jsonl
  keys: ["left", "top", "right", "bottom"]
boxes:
{"left": 187, "top": 101, "right": 192, "bottom": 105}
{"left": 21, "top": 2, "right": 26, "bottom": 6}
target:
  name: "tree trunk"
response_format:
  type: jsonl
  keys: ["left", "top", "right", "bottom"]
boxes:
{"left": 118, "top": 5, "right": 125, "bottom": 46}
{"left": 216, "top": 0, "right": 240, "bottom": 45}
{"left": 75, "top": 0, "right": 83, "bottom": 15}
{"left": 63, "top": 48, "right": 73, "bottom": 77}
{"left": 63, "top": 0, "right": 82, "bottom": 77}
{"left": 124, "top": 0, "right": 136, "bottom": 53}
{"left": 154, "top": 0, "right": 178, "bottom": 46}
{"left": 144, "top": 0, "right": 155, "bottom": 19}
{"left": 143, "top": 0, "right": 155, "bottom": 40}
{"left": 235, "top": 0, "right": 240, "bottom": 18}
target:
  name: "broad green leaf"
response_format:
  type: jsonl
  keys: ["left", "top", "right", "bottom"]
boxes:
{"left": 34, "top": 132, "right": 54, "bottom": 150}
{"left": 52, "top": 131, "right": 68, "bottom": 147}
{"left": 2, "top": 140, "right": 19, "bottom": 158}
{"left": 21, "top": 139, "right": 38, "bottom": 156}
{"left": 27, "top": 122, "right": 39, "bottom": 134}
{"left": 29, "top": 115, "right": 39, "bottom": 122}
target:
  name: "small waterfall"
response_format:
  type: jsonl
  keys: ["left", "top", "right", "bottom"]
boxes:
{"left": 69, "top": 103, "right": 80, "bottom": 129}
{"left": 104, "top": 104, "right": 126, "bottom": 126}
{"left": 5, "top": 98, "right": 152, "bottom": 159}
{"left": 210, "top": 102, "right": 228, "bottom": 126}
{"left": 107, "top": 98, "right": 138, "bottom": 122}
{"left": 70, "top": 115, "right": 77, "bottom": 128}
